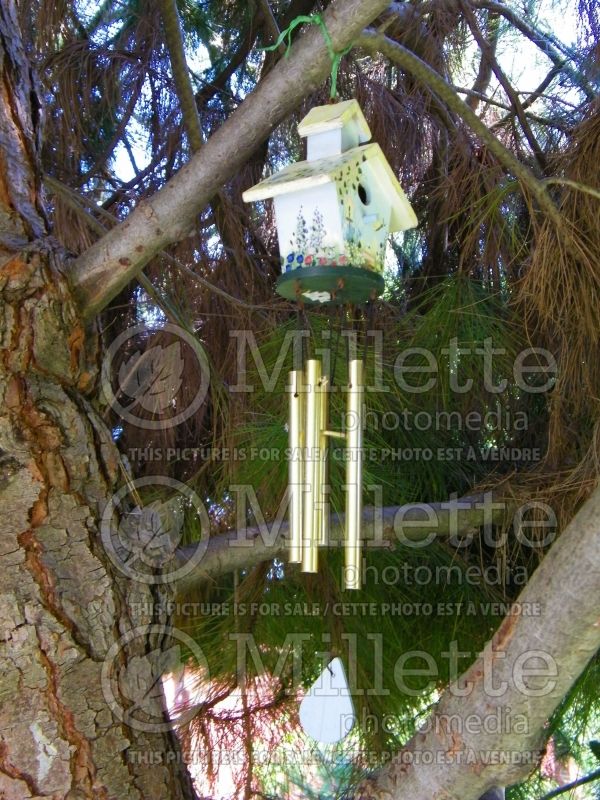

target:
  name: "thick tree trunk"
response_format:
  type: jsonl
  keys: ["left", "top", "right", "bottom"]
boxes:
{"left": 0, "top": 288, "right": 196, "bottom": 800}
{"left": 0, "top": 6, "right": 196, "bottom": 798}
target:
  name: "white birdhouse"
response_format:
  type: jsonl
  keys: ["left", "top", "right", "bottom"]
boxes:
{"left": 243, "top": 99, "right": 417, "bottom": 304}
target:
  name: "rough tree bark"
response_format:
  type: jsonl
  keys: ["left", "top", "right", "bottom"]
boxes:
{"left": 0, "top": 4, "right": 196, "bottom": 797}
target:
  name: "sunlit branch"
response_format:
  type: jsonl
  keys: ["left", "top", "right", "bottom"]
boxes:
{"left": 460, "top": 0, "right": 547, "bottom": 172}
{"left": 174, "top": 494, "right": 509, "bottom": 592}
{"left": 470, "top": 0, "right": 597, "bottom": 101}
{"left": 357, "top": 30, "right": 563, "bottom": 228}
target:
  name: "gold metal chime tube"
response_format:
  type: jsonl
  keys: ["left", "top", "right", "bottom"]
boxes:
{"left": 288, "top": 357, "right": 364, "bottom": 589}
{"left": 287, "top": 370, "right": 304, "bottom": 564}
{"left": 302, "top": 360, "right": 321, "bottom": 573}
{"left": 344, "top": 360, "right": 364, "bottom": 590}
{"left": 317, "top": 376, "right": 329, "bottom": 547}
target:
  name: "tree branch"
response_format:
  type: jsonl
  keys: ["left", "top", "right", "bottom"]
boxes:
{"left": 193, "top": 19, "right": 258, "bottom": 109}
{"left": 256, "top": 0, "right": 285, "bottom": 53}
{"left": 158, "top": 0, "right": 254, "bottom": 282}
{"left": 537, "top": 767, "right": 600, "bottom": 800}
{"left": 357, "top": 482, "right": 600, "bottom": 799}
{"left": 460, "top": 0, "right": 547, "bottom": 172}
{"left": 45, "top": 175, "right": 197, "bottom": 329}
{"left": 489, "top": 65, "right": 564, "bottom": 131}
{"left": 68, "top": 0, "right": 392, "bottom": 319}
{"left": 100, "top": 134, "right": 173, "bottom": 209}
{"left": 77, "top": 70, "right": 146, "bottom": 187}
{"left": 467, "top": 9, "right": 499, "bottom": 112}
{"left": 356, "top": 30, "right": 564, "bottom": 227}
{"left": 174, "top": 493, "right": 509, "bottom": 593}
{"left": 452, "top": 86, "right": 567, "bottom": 130}
{"left": 158, "top": 0, "right": 203, "bottom": 152}
{"left": 46, "top": 174, "right": 268, "bottom": 311}
{"left": 470, "top": 0, "right": 596, "bottom": 101}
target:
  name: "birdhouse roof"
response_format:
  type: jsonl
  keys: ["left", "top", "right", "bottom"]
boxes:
{"left": 297, "top": 99, "right": 371, "bottom": 142}
{"left": 242, "top": 143, "right": 417, "bottom": 232}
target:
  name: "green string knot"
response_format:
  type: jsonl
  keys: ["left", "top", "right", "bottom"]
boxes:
{"left": 261, "top": 13, "right": 353, "bottom": 99}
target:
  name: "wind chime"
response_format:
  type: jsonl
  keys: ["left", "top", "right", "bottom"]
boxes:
{"left": 243, "top": 99, "right": 416, "bottom": 590}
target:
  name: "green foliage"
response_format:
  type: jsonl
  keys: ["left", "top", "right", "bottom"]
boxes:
{"left": 217, "top": 277, "right": 525, "bottom": 517}
{"left": 184, "top": 541, "right": 506, "bottom": 755}
{"left": 255, "top": 729, "right": 362, "bottom": 799}
{"left": 507, "top": 656, "right": 600, "bottom": 800}
{"left": 178, "top": 276, "right": 542, "bottom": 758}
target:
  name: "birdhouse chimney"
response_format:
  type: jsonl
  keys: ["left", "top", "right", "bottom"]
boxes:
{"left": 298, "top": 99, "right": 372, "bottom": 161}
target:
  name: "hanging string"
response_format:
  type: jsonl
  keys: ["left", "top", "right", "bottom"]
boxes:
{"left": 261, "top": 14, "right": 353, "bottom": 99}
{"left": 294, "top": 307, "right": 305, "bottom": 370}
{"left": 362, "top": 301, "right": 375, "bottom": 363}
{"left": 301, "top": 304, "right": 313, "bottom": 359}
{"left": 329, "top": 304, "right": 343, "bottom": 389}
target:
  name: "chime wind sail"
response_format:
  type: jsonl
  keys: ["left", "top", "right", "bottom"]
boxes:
{"left": 243, "top": 100, "right": 416, "bottom": 589}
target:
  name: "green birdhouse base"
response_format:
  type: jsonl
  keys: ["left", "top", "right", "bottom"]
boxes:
{"left": 276, "top": 264, "right": 384, "bottom": 305}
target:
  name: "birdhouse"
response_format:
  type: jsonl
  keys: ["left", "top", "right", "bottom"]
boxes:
{"left": 243, "top": 99, "right": 417, "bottom": 304}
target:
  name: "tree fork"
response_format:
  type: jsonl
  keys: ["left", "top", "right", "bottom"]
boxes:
{"left": 68, "top": 0, "right": 393, "bottom": 319}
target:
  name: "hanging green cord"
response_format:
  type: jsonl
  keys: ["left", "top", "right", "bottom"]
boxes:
{"left": 261, "top": 13, "right": 353, "bottom": 99}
